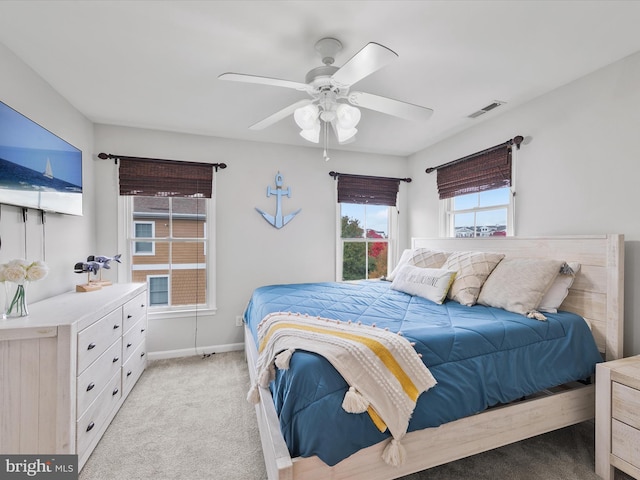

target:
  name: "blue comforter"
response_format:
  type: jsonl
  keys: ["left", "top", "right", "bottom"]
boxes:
{"left": 244, "top": 280, "right": 602, "bottom": 466}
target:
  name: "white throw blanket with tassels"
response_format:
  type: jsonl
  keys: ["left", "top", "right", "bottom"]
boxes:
{"left": 247, "top": 312, "right": 437, "bottom": 466}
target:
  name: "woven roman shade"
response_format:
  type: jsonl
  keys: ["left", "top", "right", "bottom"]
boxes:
{"left": 436, "top": 142, "right": 512, "bottom": 199}
{"left": 337, "top": 174, "right": 401, "bottom": 206}
{"left": 119, "top": 157, "right": 214, "bottom": 198}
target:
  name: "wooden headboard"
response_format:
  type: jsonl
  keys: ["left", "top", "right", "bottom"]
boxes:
{"left": 411, "top": 235, "right": 624, "bottom": 360}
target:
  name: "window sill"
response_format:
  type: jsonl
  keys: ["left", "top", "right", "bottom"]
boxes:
{"left": 148, "top": 306, "right": 217, "bottom": 321}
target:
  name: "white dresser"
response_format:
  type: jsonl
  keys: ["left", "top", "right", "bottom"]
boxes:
{"left": 0, "top": 283, "right": 147, "bottom": 470}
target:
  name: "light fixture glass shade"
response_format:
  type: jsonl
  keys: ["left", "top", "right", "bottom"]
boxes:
{"left": 336, "top": 104, "right": 361, "bottom": 129}
{"left": 300, "top": 121, "right": 321, "bottom": 143}
{"left": 335, "top": 126, "right": 357, "bottom": 143}
{"left": 294, "top": 104, "right": 319, "bottom": 130}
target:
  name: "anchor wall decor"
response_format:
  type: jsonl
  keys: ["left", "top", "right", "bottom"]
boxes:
{"left": 256, "top": 172, "right": 301, "bottom": 229}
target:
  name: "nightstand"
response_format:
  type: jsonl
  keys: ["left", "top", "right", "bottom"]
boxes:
{"left": 596, "top": 355, "right": 640, "bottom": 480}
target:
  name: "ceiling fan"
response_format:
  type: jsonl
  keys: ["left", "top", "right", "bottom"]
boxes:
{"left": 218, "top": 38, "right": 434, "bottom": 148}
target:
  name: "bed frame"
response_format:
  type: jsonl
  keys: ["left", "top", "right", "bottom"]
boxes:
{"left": 244, "top": 234, "right": 624, "bottom": 480}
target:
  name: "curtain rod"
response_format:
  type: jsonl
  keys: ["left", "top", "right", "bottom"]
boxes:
{"left": 97, "top": 152, "right": 227, "bottom": 172}
{"left": 425, "top": 135, "right": 523, "bottom": 174}
{"left": 329, "top": 171, "right": 412, "bottom": 183}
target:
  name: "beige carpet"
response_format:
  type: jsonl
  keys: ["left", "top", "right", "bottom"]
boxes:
{"left": 80, "top": 351, "right": 630, "bottom": 480}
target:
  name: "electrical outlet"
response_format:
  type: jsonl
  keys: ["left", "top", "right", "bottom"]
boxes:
{"left": 235, "top": 315, "right": 244, "bottom": 327}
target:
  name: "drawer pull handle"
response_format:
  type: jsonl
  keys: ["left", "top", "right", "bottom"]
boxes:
{"left": 86, "top": 382, "right": 95, "bottom": 392}
{"left": 141, "top": 328, "right": 146, "bottom": 333}
{"left": 113, "top": 356, "right": 119, "bottom": 363}
{"left": 86, "top": 422, "right": 95, "bottom": 432}
{"left": 141, "top": 304, "right": 145, "bottom": 308}
{"left": 87, "top": 343, "right": 96, "bottom": 350}
{"left": 112, "top": 388, "right": 119, "bottom": 396}
{"left": 113, "top": 324, "right": 120, "bottom": 330}
{"left": 127, "top": 314, "right": 132, "bottom": 319}
{"left": 141, "top": 352, "right": 146, "bottom": 358}
{"left": 127, "top": 370, "right": 132, "bottom": 377}
{"left": 127, "top": 342, "right": 133, "bottom": 348}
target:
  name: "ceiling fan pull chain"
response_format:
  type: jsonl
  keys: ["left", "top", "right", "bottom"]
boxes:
{"left": 323, "top": 122, "right": 330, "bottom": 161}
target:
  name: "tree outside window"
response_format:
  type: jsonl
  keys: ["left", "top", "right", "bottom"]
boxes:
{"left": 340, "top": 204, "right": 389, "bottom": 281}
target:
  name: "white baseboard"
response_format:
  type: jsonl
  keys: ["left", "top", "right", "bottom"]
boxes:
{"left": 147, "top": 342, "right": 244, "bottom": 361}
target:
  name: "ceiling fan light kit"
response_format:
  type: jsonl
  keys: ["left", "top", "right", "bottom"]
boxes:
{"left": 219, "top": 37, "right": 434, "bottom": 156}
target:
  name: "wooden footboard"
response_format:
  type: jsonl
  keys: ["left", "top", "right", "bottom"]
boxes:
{"left": 245, "top": 234, "right": 624, "bottom": 480}
{"left": 245, "top": 323, "right": 595, "bottom": 480}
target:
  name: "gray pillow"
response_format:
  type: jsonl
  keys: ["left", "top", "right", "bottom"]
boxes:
{"left": 477, "top": 257, "right": 565, "bottom": 317}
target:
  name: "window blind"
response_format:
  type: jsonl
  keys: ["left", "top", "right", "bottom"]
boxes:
{"left": 436, "top": 142, "right": 512, "bottom": 199}
{"left": 118, "top": 157, "right": 214, "bottom": 198}
{"left": 336, "top": 174, "right": 402, "bottom": 206}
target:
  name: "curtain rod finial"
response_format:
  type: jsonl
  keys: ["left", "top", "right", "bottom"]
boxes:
{"left": 513, "top": 135, "right": 524, "bottom": 150}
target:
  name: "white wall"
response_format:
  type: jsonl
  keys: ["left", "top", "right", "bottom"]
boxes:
{"left": 0, "top": 42, "right": 95, "bottom": 304}
{"left": 407, "top": 51, "right": 640, "bottom": 356}
{"left": 93, "top": 124, "right": 408, "bottom": 354}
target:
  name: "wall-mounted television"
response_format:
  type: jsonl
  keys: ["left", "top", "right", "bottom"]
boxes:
{"left": 0, "top": 100, "right": 82, "bottom": 216}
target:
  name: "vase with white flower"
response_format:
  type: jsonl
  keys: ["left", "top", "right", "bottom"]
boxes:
{"left": 0, "top": 259, "right": 49, "bottom": 318}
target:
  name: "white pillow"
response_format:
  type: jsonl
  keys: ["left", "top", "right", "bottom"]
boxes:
{"left": 538, "top": 262, "right": 581, "bottom": 313}
{"left": 443, "top": 251, "right": 505, "bottom": 306}
{"left": 387, "top": 248, "right": 450, "bottom": 281}
{"left": 390, "top": 265, "right": 457, "bottom": 304}
{"left": 387, "top": 249, "right": 413, "bottom": 281}
{"left": 477, "top": 257, "right": 565, "bottom": 317}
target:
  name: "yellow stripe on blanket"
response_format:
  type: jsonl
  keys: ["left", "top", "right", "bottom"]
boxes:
{"left": 260, "top": 321, "right": 421, "bottom": 402}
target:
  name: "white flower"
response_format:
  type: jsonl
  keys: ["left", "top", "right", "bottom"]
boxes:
{"left": 3, "top": 261, "right": 27, "bottom": 284}
{"left": 0, "top": 259, "right": 48, "bottom": 284}
{"left": 26, "top": 261, "right": 49, "bottom": 282}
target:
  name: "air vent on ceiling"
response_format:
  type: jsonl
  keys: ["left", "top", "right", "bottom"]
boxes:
{"left": 468, "top": 100, "right": 505, "bottom": 119}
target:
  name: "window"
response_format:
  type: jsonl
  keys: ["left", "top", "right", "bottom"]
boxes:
{"left": 434, "top": 139, "right": 516, "bottom": 238}
{"left": 133, "top": 221, "right": 155, "bottom": 254}
{"left": 127, "top": 196, "right": 210, "bottom": 310}
{"left": 443, "top": 187, "right": 512, "bottom": 237}
{"left": 333, "top": 173, "right": 403, "bottom": 282}
{"left": 116, "top": 155, "right": 218, "bottom": 315}
{"left": 340, "top": 203, "right": 390, "bottom": 280}
{"left": 148, "top": 275, "right": 169, "bottom": 306}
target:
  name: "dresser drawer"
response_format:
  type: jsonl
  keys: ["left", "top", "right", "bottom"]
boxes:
{"left": 123, "top": 340, "right": 146, "bottom": 397}
{"left": 76, "top": 370, "right": 122, "bottom": 458}
{"left": 612, "top": 382, "right": 640, "bottom": 429}
{"left": 77, "top": 338, "right": 122, "bottom": 417}
{"left": 77, "top": 308, "right": 123, "bottom": 373}
{"left": 123, "top": 316, "right": 147, "bottom": 363}
{"left": 612, "top": 418, "right": 640, "bottom": 470}
{"left": 123, "top": 291, "right": 147, "bottom": 332}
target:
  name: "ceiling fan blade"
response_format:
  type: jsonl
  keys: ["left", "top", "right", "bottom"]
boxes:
{"left": 249, "top": 99, "right": 313, "bottom": 130}
{"left": 218, "top": 73, "right": 309, "bottom": 91}
{"left": 331, "top": 42, "right": 398, "bottom": 87}
{"left": 348, "top": 91, "right": 434, "bottom": 122}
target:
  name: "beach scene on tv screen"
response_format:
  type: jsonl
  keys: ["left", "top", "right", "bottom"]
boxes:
{"left": 0, "top": 101, "right": 82, "bottom": 215}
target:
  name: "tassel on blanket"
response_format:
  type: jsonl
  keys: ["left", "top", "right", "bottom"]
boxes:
{"left": 342, "top": 386, "right": 370, "bottom": 414}
{"left": 527, "top": 310, "right": 547, "bottom": 321}
{"left": 247, "top": 384, "right": 260, "bottom": 405}
{"left": 258, "top": 362, "right": 276, "bottom": 388}
{"left": 275, "top": 348, "right": 295, "bottom": 370}
{"left": 382, "top": 438, "right": 407, "bottom": 466}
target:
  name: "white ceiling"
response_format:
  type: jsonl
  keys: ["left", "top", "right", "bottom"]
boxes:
{"left": 1, "top": 0, "right": 639, "bottom": 157}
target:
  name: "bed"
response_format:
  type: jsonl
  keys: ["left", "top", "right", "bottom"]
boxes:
{"left": 243, "top": 235, "right": 624, "bottom": 480}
